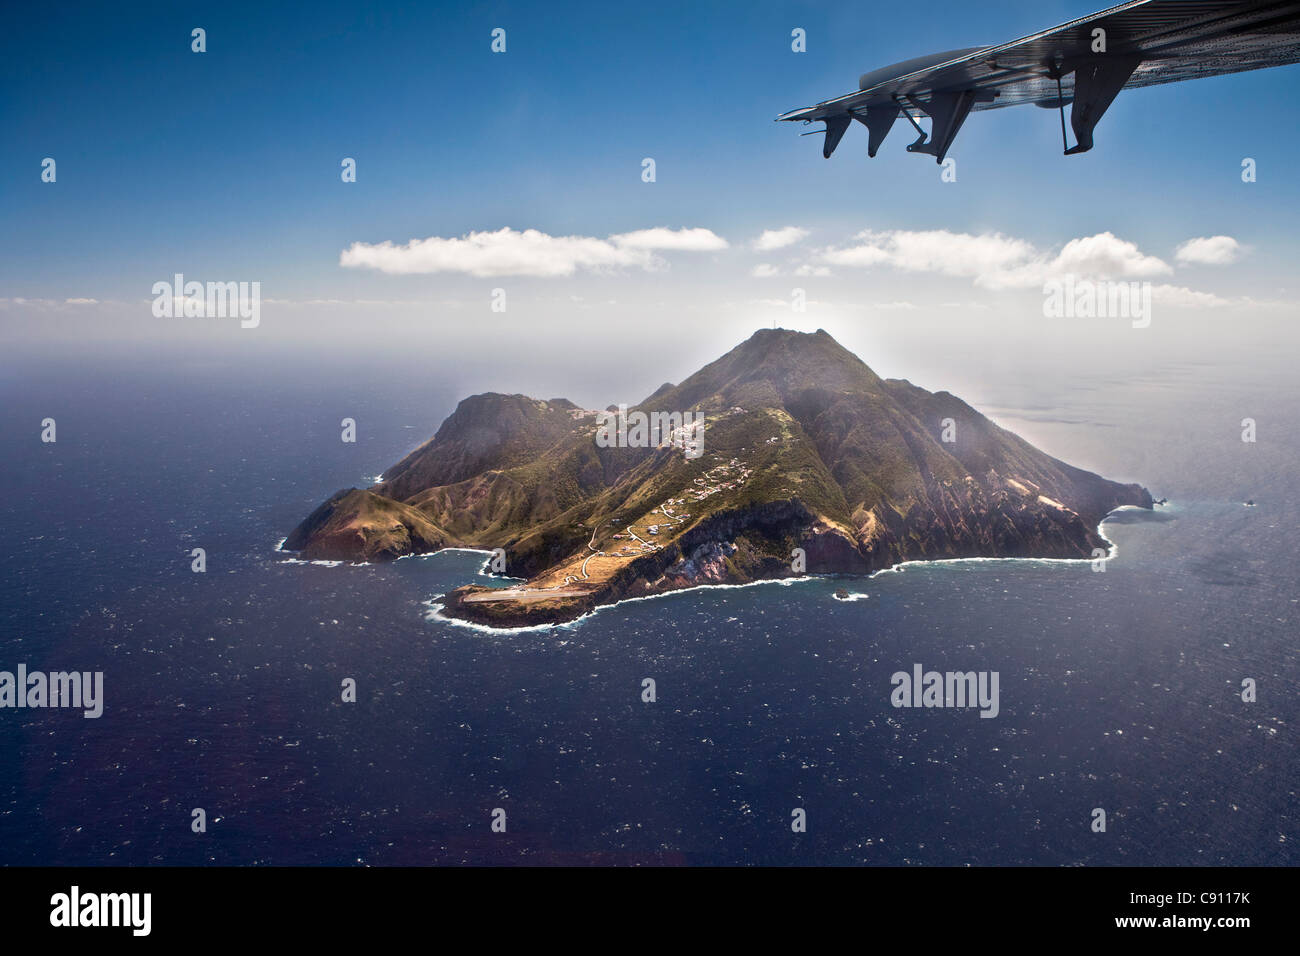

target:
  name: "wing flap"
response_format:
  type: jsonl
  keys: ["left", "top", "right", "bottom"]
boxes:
{"left": 780, "top": 0, "right": 1300, "bottom": 126}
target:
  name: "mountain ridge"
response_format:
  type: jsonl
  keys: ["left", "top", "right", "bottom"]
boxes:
{"left": 283, "top": 328, "right": 1152, "bottom": 626}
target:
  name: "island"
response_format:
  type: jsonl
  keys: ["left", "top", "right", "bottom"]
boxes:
{"left": 283, "top": 329, "right": 1152, "bottom": 627}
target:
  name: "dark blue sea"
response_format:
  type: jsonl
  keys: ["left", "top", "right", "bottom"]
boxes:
{"left": 1, "top": 350, "right": 1295, "bottom": 865}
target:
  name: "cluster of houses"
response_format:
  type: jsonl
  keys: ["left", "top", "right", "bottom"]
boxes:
{"left": 608, "top": 501, "right": 687, "bottom": 556}
{"left": 686, "top": 458, "right": 753, "bottom": 503}
{"left": 593, "top": 451, "right": 757, "bottom": 560}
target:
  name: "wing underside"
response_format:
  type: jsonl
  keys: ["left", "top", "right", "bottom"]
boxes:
{"left": 781, "top": 0, "right": 1300, "bottom": 160}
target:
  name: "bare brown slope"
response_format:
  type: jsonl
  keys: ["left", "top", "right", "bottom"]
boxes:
{"left": 282, "top": 488, "right": 456, "bottom": 561}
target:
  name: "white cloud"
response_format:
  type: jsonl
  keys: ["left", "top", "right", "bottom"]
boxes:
{"left": 341, "top": 228, "right": 646, "bottom": 277}
{"left": 794, "top": 264, "right": 831, "bottom": 277}
{"left": 340, "top": 226, "right": 726, "bottom": 277}
{"left": 1, "top": 297, "right": 105, "bottom": 308}
{"left": 751, "top": 263, "right": 779, "bottom": 278}
{"left": 821, "top": 229, "right": 1036, "bottom": 281}
{"left": 261, "top": 297, "right": 455, "bottom": 307}
{"left": 817, "top": 229, "right": 1172, "bottom": 290}
{"left": 1049, "top": 233, "right": 1172, "bottom": 281}
{"left": 753, "top": 226, "right": 810, "bottom": 251}
{"left": 1175, "top": 235, "right": 1242, "bottom": 266}
{"left": 1150, "top": 284, "right": 1230, "bottom": 308}
{"left": 609, "top": 227, "right": 728, "bottom": 251}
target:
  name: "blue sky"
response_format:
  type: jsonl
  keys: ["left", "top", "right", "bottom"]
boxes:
{"left": 3, "top": 0, "right": 1298, "bottom": 400}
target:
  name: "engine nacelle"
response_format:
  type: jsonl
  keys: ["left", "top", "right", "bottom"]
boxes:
{"left": 858, "top": 47, "right": 989, "bottom": 91}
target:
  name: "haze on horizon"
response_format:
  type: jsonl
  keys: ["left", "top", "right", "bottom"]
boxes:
{"left": 4, "top": 0, "right": 1297, "bottom": 413}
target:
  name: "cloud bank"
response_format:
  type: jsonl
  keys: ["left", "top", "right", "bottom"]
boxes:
{"left": 818, "top": 229, "right": 1174, "bottom": 289}
{"left": 339, "top": 226, "right": 727, "bottom": 277}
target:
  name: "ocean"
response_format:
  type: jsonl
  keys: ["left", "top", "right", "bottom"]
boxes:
{"left": 1, "top": 348, "right": 1294, "bottom": 865}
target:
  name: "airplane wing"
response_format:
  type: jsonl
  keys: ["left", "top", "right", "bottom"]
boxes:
{"left": 779, "top": 0, "right": 1300, "bottom": 161}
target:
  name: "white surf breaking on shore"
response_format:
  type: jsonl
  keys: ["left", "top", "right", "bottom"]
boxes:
{"left": 868, "top": 506, "right": 1133, "bottom": 578}
{"left": 423, "top": 505, "right": 1150, "bottom": 635}
{"left": 422, "top": 572, "right": 833, "bottom": 636}
{"left": 279, "top": 505, "right": 1155, "bottom": 635}
{"left": 272, "top": 539, "right": 524, "bottom": 576}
